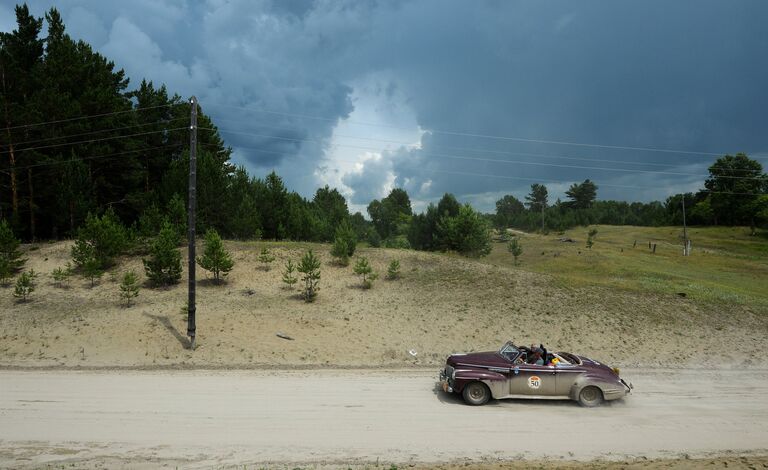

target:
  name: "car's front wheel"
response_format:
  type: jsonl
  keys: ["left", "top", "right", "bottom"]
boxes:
{"left": 578, "top": 386, "right": 604, "bottom": 407}
{"left": 462, "top": 382, "right": 490, "bottom": 406}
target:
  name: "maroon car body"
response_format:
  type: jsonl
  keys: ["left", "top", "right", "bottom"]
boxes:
{"left": 439, "top": 341, "right": 632, "bottom": 406}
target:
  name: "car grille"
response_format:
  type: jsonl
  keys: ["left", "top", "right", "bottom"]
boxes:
{"left": 444, "top": 365, "right": 454, "bottom": 380}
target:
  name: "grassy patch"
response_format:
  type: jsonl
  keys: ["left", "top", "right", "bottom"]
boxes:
{"left": 485, "top": 225, "right": 768, "bottom": 308}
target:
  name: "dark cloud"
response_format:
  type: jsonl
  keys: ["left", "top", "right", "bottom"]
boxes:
{"left": 11, "top": 0, "right": 768, "bottom": 211}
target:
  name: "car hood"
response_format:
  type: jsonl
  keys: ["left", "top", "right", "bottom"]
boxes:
{"left": 447, "top": 351, "right": 510, "bottom": 369}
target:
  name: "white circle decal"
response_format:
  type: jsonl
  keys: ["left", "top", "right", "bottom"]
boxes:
{"left": 528, "top": 375, "right": 541, "bottom": 389}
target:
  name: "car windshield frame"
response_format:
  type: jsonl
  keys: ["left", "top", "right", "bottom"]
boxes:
{"left": 499, "top": 341, "right": 520, "bottom": 361}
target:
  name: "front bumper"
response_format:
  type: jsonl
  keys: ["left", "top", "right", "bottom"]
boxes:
{"left": 604, "top": 378, "right": 633, "bottom": 400}
{"left": 439, "top": 368, "right": 454, "bottom": 393}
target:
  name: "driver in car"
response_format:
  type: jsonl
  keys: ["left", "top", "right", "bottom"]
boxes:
{"left": 528, "top": 344, "right": 545, "bottom": 365}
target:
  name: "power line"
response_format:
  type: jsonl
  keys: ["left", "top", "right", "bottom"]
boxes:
{"left": 205, "top": 127, "right": 767, "bottom": 182}
{"left": 0, "top": 127, "right": 188, "bottom": 155}
{"left": 0, "top": 144, "right": 184, "bottom": 175}
{"left": 6, "top": 117, "right": 188, "bottom": 148}
{"left": 200, "top": 142, "right": 766, "bottom": 197}
{"left": 1, "top": 103, "right": 183, "bottom": 131}
{"left": 202, "top": 102, "right": 748, "bottom": 158}
{"left": 210, "top": 117, "right": 708, "bottom": 171}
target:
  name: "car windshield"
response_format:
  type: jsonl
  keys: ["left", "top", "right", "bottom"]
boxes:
{"left": 499, "top": 342, "right": 519, "bottom": 360}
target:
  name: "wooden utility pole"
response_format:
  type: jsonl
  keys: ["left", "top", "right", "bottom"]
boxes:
{"left": 187, "top": 96, "right": 198, "bottom": 349}
{"left": 681, "top": 197, "right": 689, "bottom": 256}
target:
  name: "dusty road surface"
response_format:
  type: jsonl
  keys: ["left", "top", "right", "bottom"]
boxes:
{"left": 1, "top": 368, "right": 767, "bottom": 468}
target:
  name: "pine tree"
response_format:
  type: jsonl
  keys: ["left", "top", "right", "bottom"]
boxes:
{"left": 0, "top": 219, "right": 26, "bottom": 273}
{"left": 297, "top": 250, "right": 321, "bottom": 302}
{"left": 13, "top": 270, "right": 36, "bottom": 302}
{"left": 353, "top": 257, "right": 378, "bottom": 289}
{"left": 330, "top": 237, "right": 349, "bottom": 266}
{"left": 258, "top": 247, "right": 275, "bottom": 271}
{"left": 51, "top": 263, "right": 73, "bottom": 288}
{"left": 82, "top": 256, "right": 103, "bottom": 287}
{"left": 282, "top": 259, "right": 298, "bottom": 289}
{"left": 70, "top": 209, "right": 127, "bottom": 269}
{"left": 0, "top": 257, "right": 11, "bottom": 287}
{"left": 386, "top": 259, "right": 401, "bottom": 280}
{"left": 166, "top": 193, "right": 187, "bottom": 243}
{"left": 143, "top": 222, "right": 182, "bottom": 287}
{"left": 586, "top": 228, "right": 598, "bottom": 249}
{"left": 119, "top": 271, "right": 140, "bottom": 307}
{"left": 197, "top": 228, "right": 234, "bottom": 283}
{"left": 507, "top": 238, "right": 523, "bottom": 265}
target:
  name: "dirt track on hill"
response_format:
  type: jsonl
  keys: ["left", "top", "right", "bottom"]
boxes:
{"left": 1, "top": 368, "right": 767, "bottom": 468}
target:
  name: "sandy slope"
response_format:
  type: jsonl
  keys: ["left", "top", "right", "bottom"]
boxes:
{"left": 1, "top": 368, "right": 767, "bottom": 468}
{"left": 1, "top": 240, "right": 767, "bottom": 369}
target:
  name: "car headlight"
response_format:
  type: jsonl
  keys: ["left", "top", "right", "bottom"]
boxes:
{"left": 612, "top": 367, "right": 620, "bottom": 376}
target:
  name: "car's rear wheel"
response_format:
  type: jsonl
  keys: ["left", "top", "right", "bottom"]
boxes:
{"left": 462, "top": 381, "right": 490, "bottom": 406}
{"left": 578, "top": 386, "right": 604, "bottom": 407}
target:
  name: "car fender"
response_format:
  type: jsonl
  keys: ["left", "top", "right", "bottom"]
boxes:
{"left": 569, "top": 374, "right": 623, "bottom": 401}
{"left": 453, "top": 368, "right": 508, "bottom": 397}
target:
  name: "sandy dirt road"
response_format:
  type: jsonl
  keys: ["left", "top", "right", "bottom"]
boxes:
{"left": 1, "top": 368, "right": 767, "bottom": 468}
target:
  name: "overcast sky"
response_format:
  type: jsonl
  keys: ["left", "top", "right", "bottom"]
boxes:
{"left": 4, "top": 0, "right": 768, "bottom": 214}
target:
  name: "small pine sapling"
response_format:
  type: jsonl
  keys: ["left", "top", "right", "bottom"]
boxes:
{"left": 82, "top": 256, "right": 103, "bottom": 287}
{"left": 297, "top": 250, "right": 321, "bottom": 302}
{"left": 258, "top": 247, "right": 276, "bottom": 271}
{"left": 0, "top": 256, "right": 11, "bottom": 287}
{"left": 507, "top": 237, "right": 523, "bottom": 265}
{"left": 119, "top": 271, "right": 140, "bottom": 307}
{"left": 353, "top": 257, "right": 378, "bottom": 289}
{"left": 330, "top": 237, "right": 349, "bottom": 266}
{"left": 143, "top": 222, "right": 183, "bottom": 287}
{"left": 586, "top": 228, "right": 598, "bottom": 249}
{"left": 197, "top": 228, "right": 234, "bottom": 283}
{"left": 282, "top": 259, "right": 298, "bottom": 289}
{"left": 13, "top": 270, "right": 36, "bottom": 302}
{"left": 0, "top": 219, "right": 26, "bottom": 272}
{"left": 386, "top": 259, "right": 401, "bottom": 280}
{"left": 51, "top": 263, "right": 73, "bottom": 288}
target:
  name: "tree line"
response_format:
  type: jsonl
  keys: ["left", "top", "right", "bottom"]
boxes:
{"left": 494, "top": 157, "right": 768, "bottom": 233}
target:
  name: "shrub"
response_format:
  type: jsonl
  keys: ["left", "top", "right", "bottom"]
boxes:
{"left": 353, "top": 257, "right": 378, "bottom": 289}
{"left": 51, "top": 263, "right": 73, "bottom": 288}
{"left": 297, "top": 250, "right": 321, "bottom": 302}
{"left": 386, "top": 259, "right": 401, "bottom": 280}
{"left": 71, "top": 208, "right": 127, "bottom": 269}
{"left": 119, "top": 271, "right": 140, "bottom": 307}
{"left": 436, "top": 204, "right": 491, "bottom": 258}
{"left": 258, "top": 247, "right": 275, "bottom": 271}
{"left": 143, "top": 222, "right": 183, "bottom": 287}
{"left": 197, "top": 228, "right": 234, "bottom": 283}
{"left": 0, "top": 219, "right": 26, "bottom": 273}
{"left": 0, "top": 257, "right": 11, "bottom": 287}
{"left": 507, "top": 237, "right": 523, "bottom": 265}
{"left": 330, "top": 237, "right": 350, "bottom": 266}
{"left": 82, "top": 256, "right": 103, "bottom": 287}
{"left": 282, "top": 259, "right": 298, "bottom": 289}
{"left": 367, "top": 229, "right": 381, "bottom": 248}
{"left": 335, "top": 220, "right": 357, "bottom": 256}
{"left": 586, "top": 228, "right": 598, "bottom": 249}
{"left": 13, "top": 270, "right": 36, "bottom": 302}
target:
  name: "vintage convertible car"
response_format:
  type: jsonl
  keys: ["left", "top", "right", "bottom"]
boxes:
{"left": 439, "top": 341, "right": 632, "bottom": 406}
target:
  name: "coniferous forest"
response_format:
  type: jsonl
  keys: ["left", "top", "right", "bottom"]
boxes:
{"left": 1, "top": 4, "right": 767, "bottom": 258}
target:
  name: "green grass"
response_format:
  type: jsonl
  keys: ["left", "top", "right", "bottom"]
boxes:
{"left": 486, "top": 225, "right": 768, "bottom": 308}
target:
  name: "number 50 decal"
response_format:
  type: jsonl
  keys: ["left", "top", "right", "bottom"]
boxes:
{"left": 528, "top": 375, "right": 541, "bottom": 389}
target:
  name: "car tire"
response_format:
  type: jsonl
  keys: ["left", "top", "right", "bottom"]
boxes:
{"left": 578, "top": 386, "right": 604, "bottom": 407}
{"left": 462, "top": 382, "right": 490, "bottom": 406}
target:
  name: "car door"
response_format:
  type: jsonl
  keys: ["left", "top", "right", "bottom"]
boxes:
{"left": 509, "top": 364, "right": 557, "bottom": 396}
{"left": 553, "top": 364, "right": 584, "bottom": 397}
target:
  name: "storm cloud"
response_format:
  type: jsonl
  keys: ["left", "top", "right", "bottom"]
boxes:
{"left": 11, "top": 0, "right": 768, "bottom": 213}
